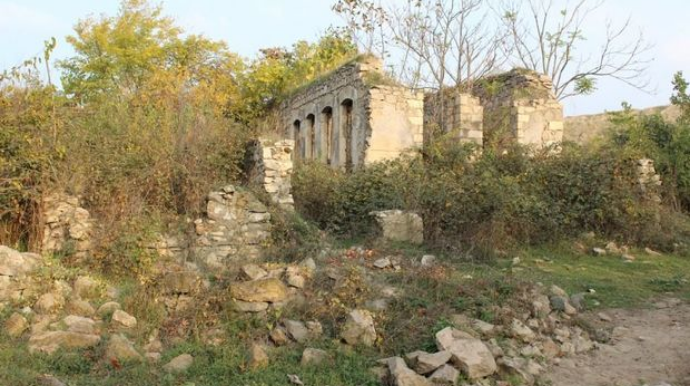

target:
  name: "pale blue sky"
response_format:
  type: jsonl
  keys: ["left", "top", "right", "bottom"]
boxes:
{"left": 1, "top": 0, "right": 688, "bottom": 115}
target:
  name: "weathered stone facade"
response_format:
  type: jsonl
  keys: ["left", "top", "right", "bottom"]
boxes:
{"left": 281, "top": 55, "right": 424, "bottom": 171}
{"left": 282, "top": 59, "right": 564, "bottom": 162}
{"left": 246, "top": 139, "right": 295, "bottom": 210}
{"left": 42, "top": 194, "right": 93, "bottom": 257}
{"left": 471, "top": 69, "right": 563, "bottom": 149}
{"left": 424, "top": 91, "right": 484, "bottom": 145}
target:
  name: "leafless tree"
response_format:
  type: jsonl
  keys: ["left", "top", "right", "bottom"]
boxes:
{"left": 333, "top": 0, "right": 506, "bottom": 90}
{"left": 499, "top": 0, "right": 652, "bottom": 99}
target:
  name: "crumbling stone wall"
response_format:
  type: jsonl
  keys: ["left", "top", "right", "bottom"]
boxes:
{"left": 472, "top": 69, "right": 563, "bottom": 149}
{"left": 281, "top": 55, "right": 423, "bottom": 171}
{"left": 424, "top": 91, "right": 484, "bottom": 145}
{"left": 246, "top": 139, "right": 295, "bottom": 210}
{"left": 192, "top": 185, "right": 272, "bottom": 271}
{"left": 42, "top": 194, "right": 93, "bottom": 257}
{"left": 636, "top": 158, "right": 662, "bottom": 204}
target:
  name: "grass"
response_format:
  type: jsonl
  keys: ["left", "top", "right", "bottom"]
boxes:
{"left": 1, "top": 239, "right": 688, "bottom": 385}
{"left": 515, "top": 244, "right": 690, "bottom": 308}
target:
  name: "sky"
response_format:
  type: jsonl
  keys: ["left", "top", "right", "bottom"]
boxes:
{"left": 0, "top": 0, "right": 689, "bottom": 116}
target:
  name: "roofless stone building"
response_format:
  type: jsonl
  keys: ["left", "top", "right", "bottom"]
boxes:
{"left": 280, "top": 56, "right": 564, "bottom": 169}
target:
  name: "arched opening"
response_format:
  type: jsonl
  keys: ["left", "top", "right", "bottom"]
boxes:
{"left": 293, "top": 120, "right": 302, "bottom": 162}
{"left": 321, "top": 107, "right": 333, "bottom": 165}
{"left": 306, "top": 114, "right": 316, "bottom": 160}
{"left": 341, "top": 99, "right": 354, "bottom": 172}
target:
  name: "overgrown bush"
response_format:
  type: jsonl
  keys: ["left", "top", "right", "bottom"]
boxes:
{"left": 293, "top": 140, "right": 690, "bottom": 257}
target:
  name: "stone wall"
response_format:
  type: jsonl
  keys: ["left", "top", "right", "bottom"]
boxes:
{"left": 41, "top": 194, "right": 93, "bottom": 257}
{"left": 424, "top": 91, "right": 484, "bottom": 145}
{"left": 192, "top": 185, "right": 272, "bottom": 271}
{"left": 564, "top": 105, "right": 680, "bottom": 144}
{"left": 246, "top": 139, "right": 295, "bottom": 210}
{"left": 636, "top": 158, "right": 662, "bottom": 204}
{"left": 281, "top": 55, "right": 423, "bottom": 170}
{"left": 472, "top": 69, "right": 563, "bottom": 149}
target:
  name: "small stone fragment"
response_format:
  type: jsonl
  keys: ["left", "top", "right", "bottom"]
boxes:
{"left": 429, "top": 364, "right": 459, "bottom": 385}
{"left": 97, "top": 301, "right": 121, "bottom": 317}
{"left": 105, "top": 334, "right": 142, "bottom": 361}
{"left": 111, "top": 309, "right": 137, "bottom": 329}
{"left": 414, "top": 350, "right": 452, "bottom": 375}
{"left": 163, "top": 353, "right": 194, "bottom": 373}
{"left": 240, "top": 264, "right": 268, "bottom": 281}
{"left": 284, "top": 320, "right": 309, "bottom": 343}
{"left": 301, "top": 348, "right": 330, "bottom": 366}
{"left": 340, "top": 309, "right": 377, "bottom": 346}
{"left": 5, "top": 312, "right": 28, "bottom": 338}
{"left": 247, "top": 343, "right": 269, "bottom": 369}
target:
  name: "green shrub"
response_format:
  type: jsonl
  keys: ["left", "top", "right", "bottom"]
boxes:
{"left": 293, "top": 141, "right": 690, "bottom": 256}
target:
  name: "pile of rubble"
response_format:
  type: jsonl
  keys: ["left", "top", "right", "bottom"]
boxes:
{"left": 374, "top": 284, "right": 597, "bottom": 386}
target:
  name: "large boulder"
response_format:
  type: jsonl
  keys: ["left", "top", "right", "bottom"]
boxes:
{"left": 340, "top": 309, "right": 377, "bottom": 346}
{"left": 371, "top": 210, "right": 424, "bottom": 245}
{"left": 230, "top": 278, "right": 288, "bottom": 303}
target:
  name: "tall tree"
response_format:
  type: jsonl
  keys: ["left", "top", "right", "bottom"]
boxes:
{"left": 500, "top": 0, "right": 651, "bottom": 99}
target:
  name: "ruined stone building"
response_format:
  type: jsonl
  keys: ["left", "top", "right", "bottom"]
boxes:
{"left": 280, "top": 57, "right": 564, "bottom": 169}
{"left": 280, "top": 55, "right": 424, "bottom": 171}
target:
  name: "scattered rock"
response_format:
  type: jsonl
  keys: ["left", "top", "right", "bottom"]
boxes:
{"left": 62, "top": 315, "right": 96, "bottom": 334}
{"left": 111, "top": 309, "right": 137, "bottom": 329}
{"left": 387, "top": 356, "right": 432, "bottom": 386}
{"left": 288, "top": 374, "right": 305, "bottom": 386}
{"left": 371, "top": 210, "right": 424, "bottom": 245}
{"left": 270, "top": 327, "right": 289, "bottom": 346}
{"left": 285, "top": 267, "right": 306, "bottom": 289}
{"left": 447, "top": 339, "right": 497, "bottom": 380}
{"left": 420, "top": 255, "right": 436, "bottom": 267}
{"left": 471, "top": 319, "right": 496, "bottom": 336}
{"left": 241, "top": 264, "right": 268, "bottom": 281}
{"left": 301, "top": 348, "right": 330, "bottom": 366}
{"left": 435, "top": 327, "right": 474, "bottom": 351}
{"left": 35, "top": 293, "right": 64, "bottom": 314}
{"left": 163, "top": 353, "right": 194, "bottom": 373}
{"left": 73, "top": 276, "right": 100, "bottom": 299}
{"left": 105, "top": 334, "right": 141, "bottom": 361}
{"left": 247, "top": 343, "right": 269, "bottom": 369}
{"left": 373, "top": 257, "right": 392, "bottom": 269}
{"left": 5, "top": 312, "right": 28, "bottom": 338}
{"left": 284, "top": 320, "right": 309, "bottom": 343}
{"left": 428, "top": 364, "right": 459, "bottom": 385}
{"left": 35, "top": 375, "right": 66, "bottom": 386}
{"left": 644, "top": 247, "right": 663, "bottom": 256}
{"left": 592, "top": 247, "right": 607, "bottom": 256}
{"left": 549, "top": 285, "right": 568, "bottom": 298}
{"left": 300, "top": 258, "right": 316, "bottom": 272}
{"left": 233, "top": 300, "right": 269, "bottom": 313}
{"left": 569, "top": 293, "right": 586, "bottom": 311}
{"left": 230, "top": 278, "right": 288, "bottom": 303}
{"left": 340, "top": 309, "right": 377, "bottom": 346}
{"left": 510, "top": 319, "right": 536, "bottom": 343}
{"left": 97, "top": 301, "right": 121, "bottom": 317}
{"left": 306, "top": 320, "right": 323, "bottom": 337}
{"left": 28, "top": 331, "right": 101, "bottom": 354}
{"left": 67, "top": 299, "right": 95, "bottom": 317}
{"left": 414, "top": 350, "right": 452, "bottom": 375}
{"left": 550, "top": 296, "right": 577, "bottom": 315}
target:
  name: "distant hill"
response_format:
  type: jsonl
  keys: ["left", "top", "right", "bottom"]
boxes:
{"left": 564, "top": 105, "right": 680, "bottom": 144}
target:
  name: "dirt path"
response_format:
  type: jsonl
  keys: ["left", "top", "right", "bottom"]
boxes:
{"left": 546, "top": 300, "right": 690, "bottom": 386}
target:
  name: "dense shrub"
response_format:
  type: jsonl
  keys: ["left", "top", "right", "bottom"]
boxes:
{"left": 293, "top": 141, "right": 690, "bottom": 257}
